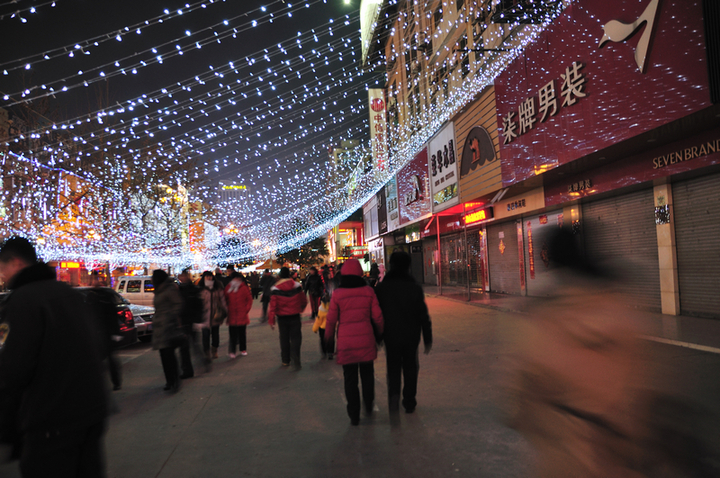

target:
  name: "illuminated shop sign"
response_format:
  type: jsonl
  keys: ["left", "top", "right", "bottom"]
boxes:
{"left": 464, "top": 207, "right": 494, "bottom": 225}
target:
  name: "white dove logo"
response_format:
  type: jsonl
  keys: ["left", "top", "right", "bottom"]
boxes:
{"left": 598, "top": 0, "right": 661, "bottom": 73}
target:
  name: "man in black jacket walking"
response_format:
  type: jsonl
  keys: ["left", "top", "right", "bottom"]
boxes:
{"left": 0, "top": 237, "right": 108, "bottom": 477}
{"left": 374, "top": 251, "right": 432, "bottom": 414}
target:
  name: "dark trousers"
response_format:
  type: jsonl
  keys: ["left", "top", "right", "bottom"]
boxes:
{"left": 228, "top": 325, "right": 247, "bottom": 353}
{"left": 107, "top": 352, "right": 121, "bottom": 389}
{"left": 277, "top": 315, "right": 302, "bottom": 366}
{"left": 252, "top": 287, "right": 260, "bottom": 299}
{"left": 318, "top": 328, "right": 328, "bottom": 355}
{"left": 343, "top": 362, "right": 375, "bottom": 420}
{"left": 309, "top": 295, "right": 321, "bottom": 318}
{"left": 202, "top": 325, "right": 220, "bottom": 351}
{"left": 385, "top": 342, "right": 419, "bottom": 411}
{"left": 261, "top": 301, "right": 270, "bottom": 322}
{"left": 20, "top": 421, "right": 106, "bottom": 478}
{"left": 159, "top": 347, "right": 179, "bottom": 387}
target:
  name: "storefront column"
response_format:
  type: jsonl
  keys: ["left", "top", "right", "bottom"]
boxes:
{"left": 654, "top": 183, "right": 680, "bottom": 316}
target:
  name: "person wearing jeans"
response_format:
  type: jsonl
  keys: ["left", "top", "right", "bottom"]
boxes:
{"left": 267, "top": 267, "right": 308, "bottom": 370}
{"left": 325, "top": 259, "right": 384, "bottom": 425}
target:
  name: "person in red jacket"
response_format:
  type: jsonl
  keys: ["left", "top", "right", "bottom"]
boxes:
{"left": 225, "top": 272, "right": 253, "bottom": 358}
{"left": 267, "top": 267, "right": 308, "bottom": 370}
{"left": 325, "top": 258, "right": 384, "bottom": 426}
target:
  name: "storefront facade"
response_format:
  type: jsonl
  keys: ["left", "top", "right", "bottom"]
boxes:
{"left": 492, "top": 0, "right": 720, "bottom": 315}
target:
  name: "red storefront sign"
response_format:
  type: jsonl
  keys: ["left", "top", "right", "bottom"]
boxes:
{"left": 495, "top": 0, "right": 712, "bottom": 186}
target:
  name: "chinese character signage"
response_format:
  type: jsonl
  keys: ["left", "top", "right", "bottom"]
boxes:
{"left": 385, "top": 176, "right": 400, "bottom": 233}
{"left": 428, "top": 122, "right": 459, "bottom": 213}
{"left": 368, "top": 88, "right": 388, "bottom": 171}
{"left": 495, "top": 0, "right": 711, "bottom": 186}
{"left": 377, "top": 186, "right": 388, "bottom": 235}
{"left": 397, "top": 147, "right": 431, "bottom": 225}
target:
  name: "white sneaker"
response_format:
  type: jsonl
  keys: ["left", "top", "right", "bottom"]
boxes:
{"left": 228, "top": 353, "right": 236, "bottom": 359}
{"left": 240, "top": 351, "right": 248, "bottom": 356}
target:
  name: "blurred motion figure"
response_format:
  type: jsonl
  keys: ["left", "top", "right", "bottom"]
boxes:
{"left": 0, "top": 237, "right": 108, "bottom": 477}
{"left": 501, "top": 228, "right": 719, "bottom": 478}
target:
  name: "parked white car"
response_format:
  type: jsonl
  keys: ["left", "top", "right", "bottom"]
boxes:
{"left": 114, "top": 276, "right": 155, "bottom": 306}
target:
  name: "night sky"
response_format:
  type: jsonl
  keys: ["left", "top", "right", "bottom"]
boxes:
{"left": 0, "top": 0, "right": 383, "bottom": 233}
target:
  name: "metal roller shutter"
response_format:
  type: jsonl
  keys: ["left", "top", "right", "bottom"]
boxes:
{"left": 488, "top": 221, "right": 522, "bottom": 295}
{"left": 673, "top": 173, "right": 720, "bottom": 318}
{"left": 582, "top": 189, "right": 661, "bottom": 311}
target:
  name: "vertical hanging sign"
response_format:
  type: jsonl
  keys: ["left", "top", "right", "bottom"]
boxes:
{"left": 368, "top": 89, "right": 388, "bottom": 171}
{"left": 428, "top": 121, "right": 459, "bottom": 212}
{"left": 526, "top": 221, "right": 535, "bottom": 279}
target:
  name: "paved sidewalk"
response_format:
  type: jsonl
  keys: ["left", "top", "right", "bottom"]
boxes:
{"left": 0, "top": 297, "right": 535, "bottom": 478}
{"left": 423, "top": 285, "right": 720, "bottom": 353}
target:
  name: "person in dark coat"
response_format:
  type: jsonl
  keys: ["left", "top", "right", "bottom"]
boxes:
{"left": 303, "top": 266, "right": 324, "bottom": 319}
{"left": 368, "top": 263, "right": 380, "bottom": 287}
{"left": 259, "top": 269, "right": 275, "bottom": 323}
{"left": 151, "top": 269, "right": 184, "bottom": 392}
{"left": 178, "top": 268, "right": 207, "bottom": 377}
{"left": 374, "top": 251, "right": 432, "bottom": 414}
{"left": 325, "top": 259, "right": 384, "bottom": 425}
{"left": 250, "top": 271, "right": 261, "bottom": 299}
{"left": 0, "top": 237, "right": 108, "bottom": 476}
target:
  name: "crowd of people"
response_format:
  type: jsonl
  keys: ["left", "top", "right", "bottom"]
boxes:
{"left": 0, "top": 236, "right": 435, "bottom": 475}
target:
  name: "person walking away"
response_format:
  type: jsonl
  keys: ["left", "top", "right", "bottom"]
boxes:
{"left": 225, "top": 272, "right": 252, "bottom": 358}
{"left": 86, "top": 271, "right": 123, "bottom": 391}
{"left": 0, "top": 237, "right": 108, "bottom": 477}
{"left": 304, "top": 266, "right": 324, "bottom": 319}
{"left": 312, "top": 297, "right": 331, "bottom": 359}
{"left": 325, "top": 259, "right": 384, "bottom": 426}
{"left": 374, "top": 251, "right": 432, "bottom": 414}
{"left": 259, "top": 269, "right": 275, "bottom": 323}
{"left": 250, "top": 271, "right": 260, "bottom": 299}
{"left": 267, "top": 267, "right": 307, "bottom": 370}
{"left": 368, "top": 263, "right": 380, "bottom": 288}
{"left": 178, "top": 268, "right": 208, "bottom": 376}
{"left": 151, "top": 270, "right": 184, "bottom": 393}
{"left": 200, "top": 271, "right": 227, "bottom": 360}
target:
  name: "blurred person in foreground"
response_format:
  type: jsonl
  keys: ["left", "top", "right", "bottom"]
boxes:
{"left": 267, "top": 267, "right": 307, "bottom": 370}
{"left": 325, "top": 259, "right": 384, "bottom": 425}
{"left": 501, "top": 228, "right": 719, "bottom": 478}
{"left": 178, "top": 268, "right": 208, "bottom": 376}
{"left": 374, "top": 251, "right": 432, "bottom": 414}
{"left": 0, "top": 237, "right": 108, "bottom": 477}
{"left": 151, "top": 270, "right": 184, "bottom": 393}
{"left": 225, "top": 272, "right": 252, "bottom": 358}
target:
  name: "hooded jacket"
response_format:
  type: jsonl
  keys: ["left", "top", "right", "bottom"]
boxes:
{"left": 225, "top": 278, "right": 252, "bottom": 326}
{"left": 267, "top": 278, "right": 307, "bottom": 326}
{"left": 0, "top": 263, "right": 107, "bottom": 441}
{"left": 325, "top": 259, "right": 384, "bottom": 365}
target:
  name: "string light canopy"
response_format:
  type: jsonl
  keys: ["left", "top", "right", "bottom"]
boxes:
{"left": 0, "top": 0, "right": 569, "bottom": 268}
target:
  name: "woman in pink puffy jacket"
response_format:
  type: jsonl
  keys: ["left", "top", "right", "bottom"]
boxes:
{"left": 325, "top": 258, "right": 384, "bottom": 426}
